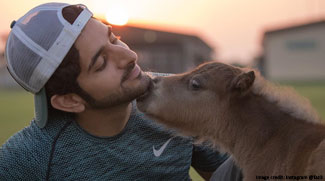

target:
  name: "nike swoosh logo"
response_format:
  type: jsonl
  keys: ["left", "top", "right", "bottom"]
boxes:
{"left": 153, "top": 138, "right": 173, "bottom": 157}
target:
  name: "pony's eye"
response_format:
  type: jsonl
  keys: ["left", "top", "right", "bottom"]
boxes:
{"left": 190, "top": 79, "right": 201, "bottom": 90}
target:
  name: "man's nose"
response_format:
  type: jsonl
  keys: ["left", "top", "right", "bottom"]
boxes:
{"left": 111, "top": 46, "right": 137, "bottom": 69}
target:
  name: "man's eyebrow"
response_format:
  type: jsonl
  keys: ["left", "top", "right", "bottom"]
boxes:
{"left": 88, "top": 46, "right": 105, "bottom": 72}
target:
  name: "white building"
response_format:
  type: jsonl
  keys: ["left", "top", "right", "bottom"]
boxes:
{"left": 260, "top": 20, "right": 325, "bottom": 81}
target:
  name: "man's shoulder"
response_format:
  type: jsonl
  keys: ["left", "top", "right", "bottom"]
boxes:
{"left": 1, "top": 120, "right": 51, "bottom": 157}
{"left": 0, "top": 120, "right": 51, "bottom": 179}
{"left": 3, "top": 120, "right": 50, "bottom": 144}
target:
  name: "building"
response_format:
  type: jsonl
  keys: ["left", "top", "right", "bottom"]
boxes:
{"left": 112, "top": 25, "right": 214, "bottom": 73}
{"left": 259, "top": 20, "right": 325, "bottom": 81}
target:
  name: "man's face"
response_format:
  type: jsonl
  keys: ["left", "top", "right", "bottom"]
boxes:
{"left": 75, "top": 18, "right": 151, "bottom": 109}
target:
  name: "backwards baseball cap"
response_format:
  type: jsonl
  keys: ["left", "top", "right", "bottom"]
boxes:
{"left": 5, "top": 3, "right": 93, "bottom": 128}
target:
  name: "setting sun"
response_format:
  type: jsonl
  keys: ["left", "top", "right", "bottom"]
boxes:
{"left": 105, "top": 5, "right": 129, "bottom": 26}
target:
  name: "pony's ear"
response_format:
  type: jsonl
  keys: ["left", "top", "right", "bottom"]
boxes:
{"left": 230, "top": 71, "right": 255, "bottom": 92}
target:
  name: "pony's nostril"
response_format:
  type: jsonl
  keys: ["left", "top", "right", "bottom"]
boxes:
{"left": 152, "top": 77, "right": 161, "bottom": 84}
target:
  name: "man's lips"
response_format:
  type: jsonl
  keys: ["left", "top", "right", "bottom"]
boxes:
{"left": 127, "top": 64, "right": 141, "bottom": 80}
{"left": 122, "top": 64, "right": 141, "bottom": 82}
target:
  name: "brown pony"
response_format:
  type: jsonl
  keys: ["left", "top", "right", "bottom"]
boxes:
{"left": 137, "top": 61, "right": 325, "bottom": 180}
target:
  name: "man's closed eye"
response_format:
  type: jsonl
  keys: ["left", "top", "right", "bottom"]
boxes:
{"left": 95, "top": 57, "right": 107, "bottom": 72}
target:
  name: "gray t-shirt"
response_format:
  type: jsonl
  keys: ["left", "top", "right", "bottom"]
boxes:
{"left": 0, "top": 103, "right": 226, "bottom": 180}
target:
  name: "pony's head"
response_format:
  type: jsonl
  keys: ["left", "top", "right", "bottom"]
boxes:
{"left": 137, "top": 61, "right": 256, "bottom": 136}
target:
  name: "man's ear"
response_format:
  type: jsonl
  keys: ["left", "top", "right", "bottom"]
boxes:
{"left": 50, "top": 94, "right": 86, "bottom": 113}
{"left": 230, "top": 71, "right": 255, "bottom": 92}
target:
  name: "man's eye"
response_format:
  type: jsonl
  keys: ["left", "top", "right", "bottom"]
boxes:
{"left": 95, "top": 56, "right": 107, "bottom": 72}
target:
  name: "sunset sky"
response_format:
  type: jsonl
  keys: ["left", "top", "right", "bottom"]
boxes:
{"left": 1, "top": 0, "right": 325, "bottom": 64}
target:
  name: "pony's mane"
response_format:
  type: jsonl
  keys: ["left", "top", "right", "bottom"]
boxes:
{"left": 246, "top": 69, "right": 321, "bottom": 123}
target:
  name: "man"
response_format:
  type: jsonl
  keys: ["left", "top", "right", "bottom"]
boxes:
{"left": 0, "top": 3, "right": 241, "bottom": 180}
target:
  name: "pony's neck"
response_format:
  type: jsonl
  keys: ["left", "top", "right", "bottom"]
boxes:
{"left": 218, "top": 94, "right": 298, "bottom": 163}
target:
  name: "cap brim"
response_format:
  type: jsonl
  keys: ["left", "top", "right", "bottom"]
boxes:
{"left": 34, "top": 88, "right": 48, "bottom": 128}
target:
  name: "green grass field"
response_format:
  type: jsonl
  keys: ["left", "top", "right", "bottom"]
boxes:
{"left": 0, "top": 83, "right": 324, "bottom": 181}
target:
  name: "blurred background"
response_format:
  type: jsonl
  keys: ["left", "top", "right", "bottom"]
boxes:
{"left": 0, "top": 0, "right": 325, "bottom": 180}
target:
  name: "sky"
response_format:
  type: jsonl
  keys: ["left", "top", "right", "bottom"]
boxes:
{"left": 1, "top": 0, "right": 325, "bottom": 64}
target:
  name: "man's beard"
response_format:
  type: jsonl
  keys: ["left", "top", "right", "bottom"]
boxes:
{"left": 77, "top": 73, "right": 150, "bottom": 109}
{"left": 84, "top": 85, "right": 145, "bottom": 109}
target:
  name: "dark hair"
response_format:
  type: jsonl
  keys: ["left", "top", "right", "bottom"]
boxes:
{"left": 45, "top": 5, "right": 92, "bottom": 116}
